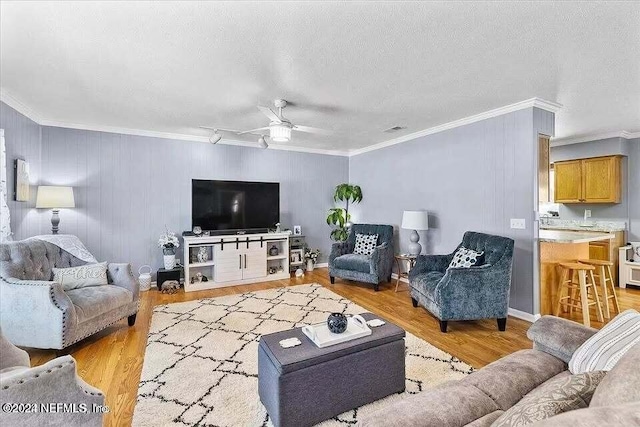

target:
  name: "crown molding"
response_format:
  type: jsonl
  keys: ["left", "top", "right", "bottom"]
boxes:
{"left": 0, "top": 90, "right": 45, "bottom": 124}
{"left": 348, "top": 97, "right": 562, "bottom": 157}
{"left": 38, "top": 118, "right": 352, "bottom": 156}
{"left": 551, "top": 130, "right": 640, "bottom": 147}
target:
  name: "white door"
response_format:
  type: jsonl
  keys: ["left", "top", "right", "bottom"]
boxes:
{"left": 214, "top": 244, "right": 243, "bottom": 282}
{"left": 242, "top": 241, "right": 267, "bottom": 280}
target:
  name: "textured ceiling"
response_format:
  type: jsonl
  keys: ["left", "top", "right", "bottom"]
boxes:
{"left": 1, "top": 1, "right": 639, "bottom": 153}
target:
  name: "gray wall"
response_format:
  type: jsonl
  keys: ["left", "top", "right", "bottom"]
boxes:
{"left": 0, "top": 102, "right": 45, "bottom": 240}
{"left": 551, "top": 137, "right": 630, "bottom": 222}
{"left": 1, "top": 102, "right": 349, "bottom": 274}
{"left": 349, "top": 107, "right": 554, "bottom": 314}
{"left": 629, "top": 138, "right": 640, "bottom": 240}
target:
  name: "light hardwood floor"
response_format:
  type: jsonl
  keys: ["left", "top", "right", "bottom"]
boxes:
{"left": 27, "top": 268, "right": 640, "bottom": 427}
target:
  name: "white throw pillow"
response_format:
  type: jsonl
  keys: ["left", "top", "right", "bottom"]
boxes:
{"left": 53, "top": 262, "right": 109, "bottom": 291}
{"left": 569, "top": 309, "right": 640, "bottom": 374}
{"left": 353, "top": 233, "right": 378, "bottom": 256}
{"left": 448, "top": 247, "right": 484, "bottom": 269}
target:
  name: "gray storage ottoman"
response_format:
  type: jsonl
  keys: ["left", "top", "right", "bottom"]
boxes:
{"left": 258, "top": 312, "right": 405, "bottom": 427}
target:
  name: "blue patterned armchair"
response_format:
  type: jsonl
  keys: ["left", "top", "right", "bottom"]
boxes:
{"left": 409, "top": 231, "right": 514, "bottom": 332}
{"left": 328, "top": 224, "right": 394, "bottom": 291}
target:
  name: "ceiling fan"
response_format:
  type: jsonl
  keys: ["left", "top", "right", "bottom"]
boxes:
{"left": 200, "top": 99, "right": 332, "bottom": 147}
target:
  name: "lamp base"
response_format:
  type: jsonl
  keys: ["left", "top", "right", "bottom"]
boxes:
{"left": 408, "top": 229, "right": 422, "bottom": 256}
{"left": 51, "top": 209, "right": 60, "bottom": 234}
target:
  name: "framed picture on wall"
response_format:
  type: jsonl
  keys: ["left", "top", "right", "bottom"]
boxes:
{"left": 13, "top": 159, "right": 29, "bottom": 202}
{"left": 293, "top": 225, "right": 302, "bottom": 235}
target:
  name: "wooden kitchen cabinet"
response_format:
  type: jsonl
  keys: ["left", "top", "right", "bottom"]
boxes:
{"left": 554, "top": 155, "right": 621, "bottom": 204}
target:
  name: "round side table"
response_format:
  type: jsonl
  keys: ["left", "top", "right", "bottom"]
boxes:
{"left": 394, "top": 254, "right": 417, "bottom": 292}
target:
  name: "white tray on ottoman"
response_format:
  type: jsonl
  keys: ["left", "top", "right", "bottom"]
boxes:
{"left": 302, "top": 314, "right": 371, "bottom": 348}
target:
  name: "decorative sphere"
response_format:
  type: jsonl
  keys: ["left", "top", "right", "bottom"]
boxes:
{"left": 327, "top": 313, "right": 348, "bottom": 334}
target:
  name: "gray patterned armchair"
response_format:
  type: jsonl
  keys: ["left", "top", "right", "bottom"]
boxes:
{"left": 409, "top": 231, "right": 514, "bottom": 332}
{"left": 328, "top": 224, "right": 394, "bottom": 291}
{"left": 0, "top": 239, "right": 139, "bottom": 349}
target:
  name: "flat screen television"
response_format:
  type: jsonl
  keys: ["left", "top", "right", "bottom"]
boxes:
{"left": 192, "top": 180, "right": 280, "bottom": 232}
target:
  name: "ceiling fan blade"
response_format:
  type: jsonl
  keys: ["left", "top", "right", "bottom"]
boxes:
{"left": 293, "top": 125, "right": 333, "bottom": 136}
{"left": 257, "top": 106, "right": 281, "bottom": 122}
{"left": 236, "top": 127, "right": 270, "bottom": 135}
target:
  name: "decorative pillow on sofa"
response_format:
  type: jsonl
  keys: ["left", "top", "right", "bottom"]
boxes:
{"left": 491, "top": 371, "right": 607, "bottom": 427}
{"left": 448, "top": 247, "right": 484, "bottom": 269}
{"left": 52, "top": 262, "right": 108, "bottom": 291}
{"left": 353, "top": 233, "right": 378, "bottom": 256}
{"left": 569, "top": 309, "right": 640, "bottom": 374}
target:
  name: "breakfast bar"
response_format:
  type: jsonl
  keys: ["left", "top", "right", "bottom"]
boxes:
{"left": 539, "top": 230, "right": 614, "bottom": 316}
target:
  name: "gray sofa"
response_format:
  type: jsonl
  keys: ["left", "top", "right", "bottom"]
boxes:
{"left": 0, "top": 239, "right": 139, "bottom": 349}
{"left": 409, "top": 231, "right": 514, "bottom": 332}
{"left": 328, "top": 224, "right": 394, "bottom": 291}
{"left": 0, "top": 328, "right": 104, "bottom": 427}
{"left": 360, "top": 316, "right": 640, "bottom": 427}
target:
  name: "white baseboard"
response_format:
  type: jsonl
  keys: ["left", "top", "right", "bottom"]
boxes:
{"left": 391, "top": 273, "right": 409, "bottom": 283}
{"left": 508, "top": 308, "right": 541, "bottom": 323}
{"left": 315, "top": 262, "right": 328, "bottom": 268}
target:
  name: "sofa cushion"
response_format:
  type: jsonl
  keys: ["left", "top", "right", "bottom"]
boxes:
{"left": 411, "top": 271, "right": 445, "bottom": 300}
{"left": 462, "top": 349, "right": 567, "bottom": 411}
{"left": 359, "top": 384, "right": 500, "bottom": 427}
{"left": 53, "top": 262, "right": 108, "bottom": 291}
{"left": 332, "top": 254, "right": 370, "bottom": 274}
{"left": 527, "top": 402, "right": 640, "bottom": 427}
{"left": 491, "top": 370, "right": 606, "bottom": 427}
{"left": 569, "top": 309, "right": 640, "bottom": 374}
{"left": 591, "top": 342, "right": 640, "bottom": 407}
{"left": 465, "top": 411, "right": 504, "bottom": 427}
{"left": 353, "top": 233, "right": 378, "bottom": 256}
{"left": 66, "top": 285, "right": 133, "bottom": 323}
{"left": 448, "top": 247, "right": 484, "bottom": 269}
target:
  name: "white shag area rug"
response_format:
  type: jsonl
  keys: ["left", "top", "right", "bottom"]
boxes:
{"left": 133, "top": 284, "right": 473, "bottom": 426}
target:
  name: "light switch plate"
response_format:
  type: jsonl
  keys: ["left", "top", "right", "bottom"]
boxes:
{"left": 585, "top": 210, "right": 592, "bottom": 218}
{"left": 510, "top": 218, "right": 526, "bottom": 229}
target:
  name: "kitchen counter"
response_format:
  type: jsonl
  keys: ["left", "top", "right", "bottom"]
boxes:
{"left": 538, "top": 229, "right": 614, "bottom": 244}
{"left": 540, "top": 220, "right": 626, "bottom": 232}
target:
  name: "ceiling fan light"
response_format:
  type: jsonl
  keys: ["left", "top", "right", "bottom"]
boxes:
{"left": 258, "top": 135, "right": 268, "bottom": 149}
{"left": 270, "top": 124, "right": 291, "bottom": 142}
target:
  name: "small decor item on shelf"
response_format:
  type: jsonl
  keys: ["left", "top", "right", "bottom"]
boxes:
{"left": 192, "top": 226, "right": 202, "bottom": 236}
{"left": 327, "top": 313, "right": 348, "bottom": 334}
{"left": 277, "top": 265, "right": 284, "bottom": 273}
{"left": 269, "top": 267, "right": 277, "bottom": 275}
{"left": 158, "top": 228, "right": 180, "bottom": 270}
{"left": 304, "top": 248, "right": 321, "bottom": 272}
{"left": 138, "top": 265, "right": 152, "bottom": 292}
{"left": 195, "top": 272, "right": 203, "bottom": 282}
{"left": 275, "top": 222, "right": 281, "bottom": 233}
{"left": 197, "top": 246, "right": 208, "bottom": 263}
{"left": 160, "top": 280, "right": 180, "bottom": 294}
{"left": 269, "top": 245, "right": 279, "bottom": 256}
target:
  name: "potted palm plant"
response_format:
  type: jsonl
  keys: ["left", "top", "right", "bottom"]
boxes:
{"left": 326, "top": 183, "right": 363, "bottom": 241}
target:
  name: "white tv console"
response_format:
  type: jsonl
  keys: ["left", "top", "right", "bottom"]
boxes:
{"left": 183, "top": 231, "right": 291, "bottom": 292}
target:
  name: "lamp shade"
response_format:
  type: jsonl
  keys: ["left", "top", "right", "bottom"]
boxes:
{"left": 401, "top": 210, "right": 429, "bottom": 230}
{"left": 36, "top": 186, "right": 75, "bottom": 209}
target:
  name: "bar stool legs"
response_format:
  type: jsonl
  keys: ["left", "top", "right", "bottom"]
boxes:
{"left": 578, "top": 259, "right": 621, "bottom": 319}
{"left": 555, "top": 262, "right": 602, "bottom": 327}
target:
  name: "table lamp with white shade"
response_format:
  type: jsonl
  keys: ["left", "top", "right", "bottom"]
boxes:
{"left": 401, "top": 210, "right": 429, "bottom": 256}
{"left": 36, "top": 186, "right": 75, "bottom": 234}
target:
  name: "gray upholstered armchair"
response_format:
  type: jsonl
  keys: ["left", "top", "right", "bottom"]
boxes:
{"left": 409, "top": 231, "right": 514, "bottom": 332}
{"left": 328, "top": 224, "right": 394, "bottom": 291}
{"left": 0, "top": 239, "right": 139, "bottom": 349}
{"left": 0, "top": 328, "right": 105, "bottom": 427}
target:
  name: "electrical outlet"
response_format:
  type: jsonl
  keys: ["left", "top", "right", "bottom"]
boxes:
{"left": 584, "top": 210, "right": 592, "bottom": 218}
{"left": 510, "top": 218, "right": 526, "bottom": 229}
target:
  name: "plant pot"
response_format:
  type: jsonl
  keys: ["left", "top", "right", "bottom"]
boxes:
{"left": 306, "top": 259, "right": 315, "bottom": 272}
{"left": 163, "top": 254, "right": 176, "bottom": 270}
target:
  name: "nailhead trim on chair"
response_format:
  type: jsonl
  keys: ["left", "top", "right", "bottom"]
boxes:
{"left": 64, "top": 302, "right": 140, "bottom": 347}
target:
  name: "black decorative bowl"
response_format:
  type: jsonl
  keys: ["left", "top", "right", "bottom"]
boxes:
{"left": 327, "top": 313, "right": 348, "bottom": 334}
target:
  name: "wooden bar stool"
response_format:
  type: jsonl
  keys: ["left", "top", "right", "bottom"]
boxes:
{"left": 555, "top": 262, "right": 604, "bottom": 327}
{"left": 578, "top": 259, "right": 620, "bottom": 319}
